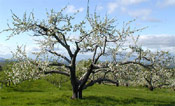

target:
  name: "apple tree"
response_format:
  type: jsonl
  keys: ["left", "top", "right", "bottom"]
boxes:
{"left": 1, "top": 7, "right": 144, "bottom": 99}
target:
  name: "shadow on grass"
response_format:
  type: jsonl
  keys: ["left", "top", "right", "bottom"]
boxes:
{"left": 39, "top": 94, "right": 175, "bottom": 106}
{"left": 2, "top": 93, "right": 174, "bottom": 106}
{"left": 66, "top": 96, "right": 175, "bottom": 106}
{"left": 5, "top": 86, "right": 44, "bottom": 92}
{"left": 12, "top": 89, "right": 44, "bottom": 92}
{"left": 130, "top": 97, "right": 175, "bottom": 106}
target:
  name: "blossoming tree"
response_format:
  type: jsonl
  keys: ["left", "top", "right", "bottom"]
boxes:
{"left": 1, "top": 6, "right": 146, "bottom": 99}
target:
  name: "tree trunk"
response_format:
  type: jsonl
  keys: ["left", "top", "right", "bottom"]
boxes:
{"left": 144, "top": 77, "right": 154, "bottom": 91}
{"left": 116, "top": 80, "right": 119, "bottom": 87}
{"left": 71, "top": 88, "right": 83, "bottom": 99}
{"left": 71, "top": 81, "right": 79, "bottom": 99}
{"left": 78, "top": 89, "right": 83, "bottom": 99}
{"left": 70, "top": 67, "right": 79, "bottom": 99}
{"left": 148, "top": 85, "right": 154, "bottom": 91}
{"left": 72, "top": 90, "right": 78, "bottom": 99}
{"left": 125, "top": 83, "right": 129, "bottom": 87}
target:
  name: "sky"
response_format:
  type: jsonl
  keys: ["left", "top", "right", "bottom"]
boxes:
{"left": 0, "top": 0, "right": 175, "bottom": 59}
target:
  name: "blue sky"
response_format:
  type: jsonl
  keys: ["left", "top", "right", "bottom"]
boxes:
{"left": 0, "top": 0, "right": 175, "bottom": 58}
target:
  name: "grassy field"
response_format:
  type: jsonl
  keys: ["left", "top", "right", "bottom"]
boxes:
{"left": 0, "top": 78, "right": 175, "bottom": 106}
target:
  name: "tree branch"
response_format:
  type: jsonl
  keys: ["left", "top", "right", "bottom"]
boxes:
{"left": 35, "top": 24, "right": 73, "bottom": 58}
{"left": 77, "top": 30, "right": 95, "bottom": 43}
{"left": 56, "top": 29, "right": 69, "bottom": 46}
{"left": 47, "top": 50, "right": 71, "bottom": 63}
{"left": 44, "top": 70, "right": 70, "bottom": 77}
{"left": 83, "top": 78, "right": 118, "bottom": 89}
{"left": 79, "top": 64, "right": 94, "bottom": 90}
{"left": 52, "top": 34, "right": 73, "bottom": 58}
{"left": 49, "top": 62, "right": 70, "bottom": 69}
{"left": 93, "top": 64, "right": 109, "bottom": 69}
{"left": 119, "top": 61, "right": 153, "bottom": 70}
{"left": 94, "top": 36, "right": 107, "bottom": 64}
{"left": 36, "top": 24, "right": 49, "bottom": 33}
{"left": 92, "top": 45, "right": 98, "bottom": 62}
{"left": 71, "top": 42, "right": 80, "bottom": 66}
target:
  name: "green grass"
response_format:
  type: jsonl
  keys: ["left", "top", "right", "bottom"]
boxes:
{"left": 0, "top": 78, "right": 175, "bottom": 106}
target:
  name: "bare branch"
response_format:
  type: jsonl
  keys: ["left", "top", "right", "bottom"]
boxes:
{"left": 55, "top": 29, "right": 69, "bottom": 46}
{"left": 83, "top": 78, "right": 118, "bottom": 89}
{"left": 36, "top": 24, "right": 49, "bottom": 32}
{"left": 44, "top": 70, "right": 70, "bottom": 77}
{"left": 79, "top": 64, "right": 94, "bottom": 90}
{"left": 47, "top": 50, "right": 71, "bottom": 63}
{"left": 52, "top": 34, "right": 73, "bottom": 58}
{"left": 144, "top": 76, "right": 152, "bottom": 86}
{"left": 119, "top": 61, "right": 153, "bottom": 70}
{"left": 49, "top": 62, "right": 70, "bottom": 69}
{"left": 70, "top": 41, "right": 81, "bottom": 68}
{"left": 92, "top": 45, "right": 98, "bottom": 62}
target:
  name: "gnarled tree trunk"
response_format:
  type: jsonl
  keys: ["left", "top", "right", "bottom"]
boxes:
{"left": 71, "top": 84, "right": 83, "bottom": 99}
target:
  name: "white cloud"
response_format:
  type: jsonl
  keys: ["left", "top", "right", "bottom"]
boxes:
{"left": 66, "top": 5, "right": 84, "bottom": 13}
{"left": 0, "top": 43, "right": 41, "bottom": 59}
{"left": 144, "top": 18, "right": 161, "bottom": 22}
{"left": 157, "top": 0, "right": 175, "bottom": 7}
{"left": 97, "top": 5, "right": 103, "bottom": 11}
{"left": 128, "top": 9, "right": 157, "bottom": 22}
{"left": 128, "top": 9, "right": 151, "bottom": 17}
{"left": 107, "top": 0, "right": 160, "bottom": 22}
{"left": 107, "top": 2, "right": 118, "bottom": 14}
{"left": 138, "top": 34, "right": 175, "bottom": 52}
{"left": 120, "top": 7, "right": 127, "bottom": 12}
{"left": 120, "top": 0, "right": 148, "bottom": 5}
{"left": 107, "top": 0, "right": 151, "bottom": 16}
{"left": 122, "top": 8, "right": 160, "bottom": 22}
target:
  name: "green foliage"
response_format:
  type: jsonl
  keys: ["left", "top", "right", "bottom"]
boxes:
{"left": 0, "top": 71, "right": 6, "bottom": 87}
{"left": 44, "top": 74, "right": 70, "bottom": 89}
{"left": 76, "top": 59, "right": 92, "bottom": 78}
{"left": 0, "top": 61, "right": 14, "bottom": 87}
{"left": 0, "top": 71, "right": 6, "bottom": 82}
{"left": 0, "top": 79, "right": 175, "bottom": 106}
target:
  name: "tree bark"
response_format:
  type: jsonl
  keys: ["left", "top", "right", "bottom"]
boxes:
{"left": 148, "top": 85, "right": 154, "bottom": 91}
{"left": 71, "top": 90, "right": 83, "bottom": 99}
{"left": 78, "top": 89, "right": 83, "bottom": 99}
{"left": 72, "top": 89, "right": 78, "bottom": 99}
{"left": 71, "top": 78, "right": 79, "bottom": 99}
{"left": 116, "top": 80, "right": 119, "bottom": 87}
{"left": 144, "top": 77, "right": 154, "bottom": 91}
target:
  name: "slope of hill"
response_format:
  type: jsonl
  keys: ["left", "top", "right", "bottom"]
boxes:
{"left": 0, "top": 78, "right": 175, "bottom": 106}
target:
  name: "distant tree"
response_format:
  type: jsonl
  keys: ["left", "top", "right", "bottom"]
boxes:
{"left": 1, "top": 6, "right": 144, "bottom": 99}
{"left": 137, "top": 49, "right": 174, "bottom": 91}
{"left": 117, "top": 46, "right": 175, "bottom": 91}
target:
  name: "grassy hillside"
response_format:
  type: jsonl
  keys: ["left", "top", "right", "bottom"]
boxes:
{"left": 0, "top": 77, "right": 175, "bottom": 106}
